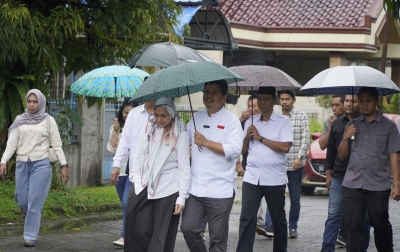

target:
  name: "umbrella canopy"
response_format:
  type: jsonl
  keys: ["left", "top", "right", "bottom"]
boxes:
{"left": 130, "top": 61, "right": 244, "bottom": 103}
{"left": 300, "top": 66, "right": 400, "bottom": 96}
{"left": 127, "top": 42, "right": 213, "bottom": 68}
{"left": 228, "top": 65, "right": 303, "bottom": 91}
{"left": 71, "top": 66, "right": 149, "bottom": 98}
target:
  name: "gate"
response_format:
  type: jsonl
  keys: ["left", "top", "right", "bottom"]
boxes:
{"left": 103, "top": 101, "right": 122, "bottom": 181}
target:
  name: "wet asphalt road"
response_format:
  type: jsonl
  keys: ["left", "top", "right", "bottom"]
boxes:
{"left": 1, "top": 180, "right": 400, "bottom": 252}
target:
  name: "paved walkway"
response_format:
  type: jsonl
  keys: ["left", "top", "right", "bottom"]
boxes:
{"left": 1, "top": 179, "right": 400, "bottom": 251}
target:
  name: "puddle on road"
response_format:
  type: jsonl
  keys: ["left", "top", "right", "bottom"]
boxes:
{"left": 0, "top": 213, "right": 121, "bottom": 236}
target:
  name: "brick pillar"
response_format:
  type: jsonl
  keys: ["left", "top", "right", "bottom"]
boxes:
{"left": 329, "top": 52, "right": 346, "bottom": 68}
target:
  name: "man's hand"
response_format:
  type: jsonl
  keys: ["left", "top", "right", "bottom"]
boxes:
{"left": 194, "top": 131, "right": 208, "bottom": 147}
{"left": 236, "top": 163, "right": 245, "bottom": 176}
{"left": 0, "top": 163, "right": 6, "bottom": 179}
{"left": 292, "top": 157, "right": 302, "bottom": 170}
{"left": 111, "top": 167, "right": 120, "bottom": 185}
{"left": 61, "top": 167, "right": 69, "bottom": 185}
{"left": 247, "top": 125, "right": 261, "bottom": 140}
{"left": 390, "top": 185, "right": 400, "bottom": 201}
{"left": 325, "top": 172, "right": 332, "bottom": 190}
{"left": 329, "top": 113, "right": 337, "bottom": 125}
{"left": 173, "top": 204, "right": 185, "bottom": 215}
{"left": 343, "top": 124, "right": 356, "bottom": 140}
{"left": 240, "top": 110, "right": 251, "bottom": 122}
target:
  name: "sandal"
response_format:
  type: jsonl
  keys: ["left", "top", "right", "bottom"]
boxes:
{"left": 24, "top": 240, "right": 35, "bottom": 247}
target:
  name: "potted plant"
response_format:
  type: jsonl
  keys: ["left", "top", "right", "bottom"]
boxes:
{"left": 226, "top": 90, "right": 240, "bottom": 105}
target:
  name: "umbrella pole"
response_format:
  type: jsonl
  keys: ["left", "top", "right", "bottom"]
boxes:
{"left": 352, "top": 87, "right": 354, "bottom": 121}
{"left": 251, "top": 86, "right": 254, "bottom": 143}
{"left": 114, "top": 76, "right": 118, "bottom": 116}
{"left": 186, "top": 86, "right": 202, "bottom": 152}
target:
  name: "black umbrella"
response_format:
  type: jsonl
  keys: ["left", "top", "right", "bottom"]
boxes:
{"left": 127, "top": 42, "right": 213, "bottom": 68}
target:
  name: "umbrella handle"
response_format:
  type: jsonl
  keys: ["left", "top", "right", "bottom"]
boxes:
{"left": 186, "top": 86, "right": 203, "bottom": 153}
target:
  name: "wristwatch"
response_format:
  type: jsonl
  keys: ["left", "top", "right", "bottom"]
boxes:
{"left": 297, "top": 155, "right": 302, "bottom": 159}
{"left": 62, "top": 164, "right": 68, "bottom": 168}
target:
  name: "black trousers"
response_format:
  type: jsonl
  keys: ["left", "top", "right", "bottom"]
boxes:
{"left": 342, "top": 187, "right": 393, "bottom": 252}
{"left": 236, "top": 182, "right": 287, "bottom": 252}
{"left": 124, "top": 186, "right": 180, "bottom": 252}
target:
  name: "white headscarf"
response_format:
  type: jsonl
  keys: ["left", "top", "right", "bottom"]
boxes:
{"left": 139, "top": 97, "right": 185, "bottom": 195}
{"left": 9, "top": 89, "right": 48, "bottom": 131}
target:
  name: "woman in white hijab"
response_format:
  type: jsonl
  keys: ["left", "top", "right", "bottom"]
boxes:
{"left": 0, "top": 89, "right": 68, "bottom": 247}
{"left": 124, "top": 97, "right": 190, "bottom": 252}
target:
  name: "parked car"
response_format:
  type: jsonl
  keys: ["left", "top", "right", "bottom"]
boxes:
{"left": 301, "top": 113, "right": 400, "bottom": 195}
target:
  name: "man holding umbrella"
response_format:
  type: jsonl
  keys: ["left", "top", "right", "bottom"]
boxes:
{"left": 321, "top": 94, "right": 371, "bottom": 252}
{"left": 338, "top": 87, "right": 400, "bottom": 251}
{"left": 181, "top": 80, "right": 243, "bottom": 252}
{"left": 236, "top": 87, "right": 293, "bottom": 252}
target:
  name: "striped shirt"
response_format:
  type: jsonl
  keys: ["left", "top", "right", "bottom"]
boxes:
{"left": 278, "top": 107, "right": 310, "bottom": 171}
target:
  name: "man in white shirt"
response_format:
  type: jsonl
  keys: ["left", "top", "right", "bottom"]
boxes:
{"left": 181, "top": 80, "right": 243, "bottom": 252}
{"left": 236, "top": 87, "right": 293, "bottom": 252}
{"left": 110, "top": 100, "right": 154, "bottom": 247}
{"left": 111, "top": 100, "right": 155, "bottom": 183}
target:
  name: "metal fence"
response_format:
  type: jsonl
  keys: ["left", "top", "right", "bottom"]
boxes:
{"left": 47, "top": 99, "right": 77, "bottom": 143}
{"left": 103, "top": 101, "right": 123, "bottom": 181}
{"left": 175, "top": 103, "right": 205, "bottom": 125}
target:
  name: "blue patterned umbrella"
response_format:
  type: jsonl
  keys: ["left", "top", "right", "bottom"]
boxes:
{"left": 71, "top": 66, "right": 149, "bottom": 98}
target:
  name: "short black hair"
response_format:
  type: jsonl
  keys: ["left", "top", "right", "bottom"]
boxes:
{"left": 358, "top": 87, "right": 379, "bottom": 100}
{"left": 204, "top": 80, "right": 228, "bottom": 95}
{"left": 118, "top": 98, "right": 139, "bottom": 128}
{"left": 277, "top": 90, "right": 295, "bottom": 99}
{"left": 332, "top": 95, "right": 345, "bottom": 103}
{"left": 248, "top": 95, "right": 257, "bottom": 101}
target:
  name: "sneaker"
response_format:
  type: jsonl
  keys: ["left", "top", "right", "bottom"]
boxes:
{"left": 336, "top": 236, "right": 346, "bottom": 247}
{"left": 289, "top": 228, "right": 298, "bottom": 238}
{"left": 256, "top": 225, "right": 274, "bottom": 238}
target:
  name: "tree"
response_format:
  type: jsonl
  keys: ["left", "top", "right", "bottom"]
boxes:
{"left": 384, "top": 0, "right": 400, "bottom": 21}
{"left": 0, "top": 0, "right": 180, "bottom": 149}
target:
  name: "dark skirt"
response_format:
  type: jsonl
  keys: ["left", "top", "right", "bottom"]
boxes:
{"left": 124, "top": 186, "right": 180, "bottom": 252}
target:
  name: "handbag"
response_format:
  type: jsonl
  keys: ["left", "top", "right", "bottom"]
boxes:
{"left": 46, "top": 116, "right": 58, "bottom": 163}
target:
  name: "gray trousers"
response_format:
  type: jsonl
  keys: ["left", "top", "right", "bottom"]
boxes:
{"left": 181, "top": 194, "right": 235, "bottom": 252}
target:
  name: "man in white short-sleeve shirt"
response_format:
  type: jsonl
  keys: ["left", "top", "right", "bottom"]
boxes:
{"left": 181, "top": 80, "right": 243, "bottom": 252}
{"left": 236, "top": 86, "right": 293, "bottom": 252}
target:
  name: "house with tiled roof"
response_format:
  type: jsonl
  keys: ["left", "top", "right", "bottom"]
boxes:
{"left": 216, "top": 0, "right": 400, "bottom": 87}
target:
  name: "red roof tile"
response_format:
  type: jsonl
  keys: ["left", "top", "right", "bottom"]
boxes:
{"left": 219, "top": 0, "right": 375, "bottom": 28}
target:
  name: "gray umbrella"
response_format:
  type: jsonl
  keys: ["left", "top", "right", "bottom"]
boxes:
{"left": 228, "top": 65, "right": 303, "bottom": 91}
{"left": 127, "top": 42, "right": 213, "bottom": 68}
{"left": 229, "top": 65, "right": 302, "bottom": 132}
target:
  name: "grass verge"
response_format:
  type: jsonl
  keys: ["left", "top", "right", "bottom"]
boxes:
{"left": 0, "top": 180, "right": 120, "bottom": 221}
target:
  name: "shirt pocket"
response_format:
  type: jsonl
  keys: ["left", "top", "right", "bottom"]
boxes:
{"left": 373, "top": 132, "right": 388, "bottom": 152}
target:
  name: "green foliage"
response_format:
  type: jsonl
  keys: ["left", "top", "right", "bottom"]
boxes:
{"left": 0, "top": 0, "right": 180, "bottom": 137}
{"left": 382, "top": 94, "right": 400, "bottom": 114}
{"left": 383, "top": 0, "right": 400, "bottom": 21}
{"left": 316, "top": 95, "right": 332, "bottom": 108}
{"left": 48, "top": 103, "right": 84, "bottom": 144}
{"left": 309, "top": 117, "right": 323, "bottom": 134}
{"left": 0, "top": 181, "right": 120, "bottom": 221}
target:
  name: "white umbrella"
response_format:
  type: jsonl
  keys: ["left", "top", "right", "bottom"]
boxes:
{"left": 301, "top": 65, "right": 400, "bottom": 145}
{"left": 300, "top": 66, "right": 400, "bottom": 96}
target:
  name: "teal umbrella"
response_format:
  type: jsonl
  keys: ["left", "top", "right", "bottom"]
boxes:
{"left": 71, "top": 66, "right": 149, "bottom": 98}
{"left": 130, "top": 61, "right": 244, "bottom": 103}
{"left": 71, "top": 65, "right": 149, "bottom": 114}
{"left": 131, "top": 61, "right": 244, "bottom": 152}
